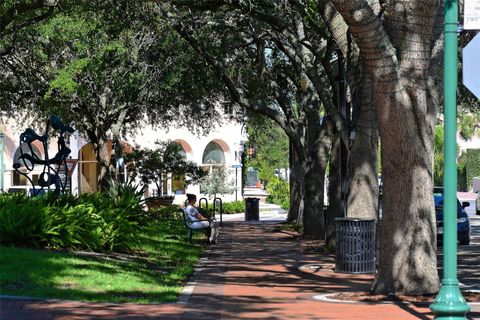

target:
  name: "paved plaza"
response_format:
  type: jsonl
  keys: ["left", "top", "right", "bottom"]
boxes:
{"left": 1, "top": 205, "right": 479, "bottom": 319}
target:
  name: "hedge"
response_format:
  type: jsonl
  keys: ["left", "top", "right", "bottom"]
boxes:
{"left": 458, "top": 149, "right": 480, "bottom": 191}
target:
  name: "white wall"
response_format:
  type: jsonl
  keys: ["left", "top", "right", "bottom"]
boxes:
{"left": 1, "top": 116, "right": 247, "bottom": 202}
{"left": 129, "top": 120, "right": 246, "bottom": 203}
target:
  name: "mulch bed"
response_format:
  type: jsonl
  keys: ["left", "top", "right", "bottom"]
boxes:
{"left": 331, "top": 291, "right": 480, "bottom": 303}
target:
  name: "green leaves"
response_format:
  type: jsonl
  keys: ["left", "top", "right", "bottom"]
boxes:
{"left": 0, "top": 194, "right": 44, "bottom": 245}
{"left": 266, "top": 176, "right": 290, "bottom": 210}
{"left": 41, "top": 203, "right": 102, "bottom": 251}
{"left": 127, "top": 140, "right": 206, "bottom": 192}
{"left": 245, "top": 115, "right": 289, "bottom": 185}
{"left": 201, "top": 166, "right": 235, "bottom": 197}
{"left": 0, "top": 185, "right": 146, "bottom": 253}
{"left": 47, "top": 58, "right": 89, "bottom": 97}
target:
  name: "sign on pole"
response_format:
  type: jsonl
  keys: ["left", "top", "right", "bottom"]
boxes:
{"left": 231, "top": 163, "right": 242, "bottom": 169}
{"left": 463, "top": 34, "right": 480, "bottom": 99}
{"left": 65, "top": 159, "right": 78, "bottom": 177}
{"left": 464, "top": 0, "right": 480, "bottom": 29}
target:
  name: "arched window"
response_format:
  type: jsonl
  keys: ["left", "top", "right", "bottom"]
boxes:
{"left": 200, "top": 141, "right": 226, "bottom": 194}
{"left": 13, "top": 144, "right": 42, "bottom": 169}
{"left": 202, "top": 141, "right": 225, "bottom": 164}
{"left": 12, "top": 144, "right": 42, "bottom": 186}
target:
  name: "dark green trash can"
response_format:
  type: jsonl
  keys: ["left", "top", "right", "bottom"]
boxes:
{"left": 245, "top": 197, "right": 260, "bottom": 221}
{"left": 335, "top": 218, "right": 376, "bottom": 274}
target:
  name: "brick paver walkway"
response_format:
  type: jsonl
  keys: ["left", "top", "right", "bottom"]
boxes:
{"left": 1, "top": 221, "right": 479, "bottom": 319}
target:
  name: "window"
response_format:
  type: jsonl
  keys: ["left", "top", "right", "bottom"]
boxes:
{"left": 12, "top": 144, "right": 42, "bottom": 186}
{"left": 13, "top": 144, "right": 42, "bottom": 169}
{"left": 172, "top": 176, "right": 186, "bottom": 194}
{"left": 202, "top": 141, "right": 225, "bottom": 165}
{"left": 13, "top": 171, "right": 27, "bottom": 186}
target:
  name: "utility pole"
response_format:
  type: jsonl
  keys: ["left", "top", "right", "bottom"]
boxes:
{"left": 430, "top": 1, "right": 470, "bottom": 318}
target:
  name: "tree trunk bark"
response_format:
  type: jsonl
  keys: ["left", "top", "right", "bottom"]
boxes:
{"left": 326, "top": 133, "right": 342, "bottom": 247}
{"left": 329, "top": 0, "right": 441, "bottom": 295}
{"left": 302, "top": 111, "right": 333, "bottom": 239}
{"left": 302, "top": 158, "right": 325, "bottom": 239}
{"left": 372, "top": 85, "right": 438, "bottom": 294}
{"left": 346, "top": 76, "right": 379, "bottom": 220}
{"left": 94, "top": 134, "right": 112, "bottom": 191}
{"left": 288, "top": 140, "right": 302, "bottom": 223}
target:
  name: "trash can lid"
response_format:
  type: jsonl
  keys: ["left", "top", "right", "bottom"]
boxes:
{"left": 335, "top": 218, "right": 376, "bottom": 222}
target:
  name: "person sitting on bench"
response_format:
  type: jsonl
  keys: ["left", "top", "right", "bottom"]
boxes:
{"left": 185, "top": 193, "right": 219, "bottom": 243}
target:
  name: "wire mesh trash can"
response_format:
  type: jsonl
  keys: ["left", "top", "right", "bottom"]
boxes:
{"left": 335, "top": 218, "right": 376, "bottom": 274}
{"left": 245, "top": 197, "right": 260, "bottom": 221}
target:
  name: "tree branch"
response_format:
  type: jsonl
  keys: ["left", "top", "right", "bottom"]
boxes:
{"left": 0, "top": 0, "right": 57, "bottom": 36}
{"left": 156, "top": 3, "right": 306, "bottom": 160}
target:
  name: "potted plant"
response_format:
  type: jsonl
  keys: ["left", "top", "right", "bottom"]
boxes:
{"left": 127, "top": 140, "right": 206, "bottom": 208}
{"left": 149, "top": 195, "right": 175, "bottom": 207}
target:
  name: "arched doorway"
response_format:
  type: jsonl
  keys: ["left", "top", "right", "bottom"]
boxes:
{"left": 78, "top": 144, "right": 98, "bottom": 193}
{"left": 78, "top": 141, "right": 133, "bottom": 193}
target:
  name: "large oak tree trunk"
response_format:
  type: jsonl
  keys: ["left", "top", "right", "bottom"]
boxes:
{"left": 347, "top": 76, "right": 379, "bottom": 220}
{"left": 288, "top": 141, "right": 303, "bottom": 223}
{"left": 326, "top": 133, "right": 342, "bottom": 247}
{"left": 330, "top": 0, "right": 441, "bottom": 294}
{"left": 300, "top": 93, "right": 335, "bottom": 239}
{"left": 374, "top": 107, "right": 437, "bottom": 293}
{"left": 373, "top": 85, "right": 438, "bottom": 294}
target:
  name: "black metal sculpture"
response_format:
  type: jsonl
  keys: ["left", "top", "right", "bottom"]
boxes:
{"left": 13, "top": 115, "right": 75, "bottom": 195}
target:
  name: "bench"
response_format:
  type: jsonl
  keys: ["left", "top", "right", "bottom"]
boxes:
{"left": 182, "top": 208, "right": 211, "bottom": 242}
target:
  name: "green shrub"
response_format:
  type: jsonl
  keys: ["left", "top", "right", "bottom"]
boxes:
{"left": 0, "top": 194, "right": 44, "bottom": 245}
{"left": 40, "top": 203, "right": 103, "bottom": 251}
{"left": 145, "top": 205, "right": 183, "bottom": 221}
{"left": 266, "top": 176, "right": 290, "bottom": 209}
{"left": 458, "top": 149, "right": 480, "bottom": 191}
{"left": 198, "top": 201, "right": 244, "bottom": 216}
{"left": 99, "top": 207, "right": 140, "bottom": 252}
{"left": 221, "top": 201, "right": 244, "bottom": 214}
{"left": 0, "top": 180, "right": 146, "bottom": 252}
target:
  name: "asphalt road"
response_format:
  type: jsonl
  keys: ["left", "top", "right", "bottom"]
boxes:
{"left": 440, "top": 214, "right": 480, "bottom": 291}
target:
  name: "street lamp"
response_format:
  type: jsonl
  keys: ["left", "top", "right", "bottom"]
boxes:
{"left": 233, "top": 141, "right": 245, "bottom": 202}
{"left": 0, "top": 117, "right": 6, "bottom": 193}
{"left": 430, "top": 1, "right": 470, "bottom": 319}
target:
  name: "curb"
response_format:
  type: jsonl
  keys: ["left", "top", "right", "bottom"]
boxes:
{"left": 312, "top": 292, "right": 480, "bottom": 307}
{"left": 176, "top": 242, "right": 215, "bottom": 304}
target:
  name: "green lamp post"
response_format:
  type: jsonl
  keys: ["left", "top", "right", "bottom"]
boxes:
{"left": 430, "top": 1, "right": 470, "bottom": 319}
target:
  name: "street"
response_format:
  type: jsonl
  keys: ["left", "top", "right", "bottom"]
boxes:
{"left": 443, "top": 214, "right": 480, "bottom": 291}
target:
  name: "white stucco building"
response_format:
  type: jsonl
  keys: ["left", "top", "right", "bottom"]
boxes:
{"left": 0, "top": 116, "right": 248, "bottom": 204}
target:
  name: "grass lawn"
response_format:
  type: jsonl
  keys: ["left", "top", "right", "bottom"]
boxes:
{"left": 0, "top": 221, "right": 204, "bottom": 303}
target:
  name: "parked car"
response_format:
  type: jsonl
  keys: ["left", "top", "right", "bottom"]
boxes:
{"left": 434, "top": 190, "right": 471, "bottom": 245}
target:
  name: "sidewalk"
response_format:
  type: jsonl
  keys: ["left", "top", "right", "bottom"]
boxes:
{"left": 2, "top": 216, "right": 479, "bottom": 319}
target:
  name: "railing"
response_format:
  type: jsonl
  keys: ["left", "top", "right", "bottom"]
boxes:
{"left": 199, "top": 197, "right": 208, "bottom": 214}
{"left": 213, "top": 197, "right": 223, "bottom": 226}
